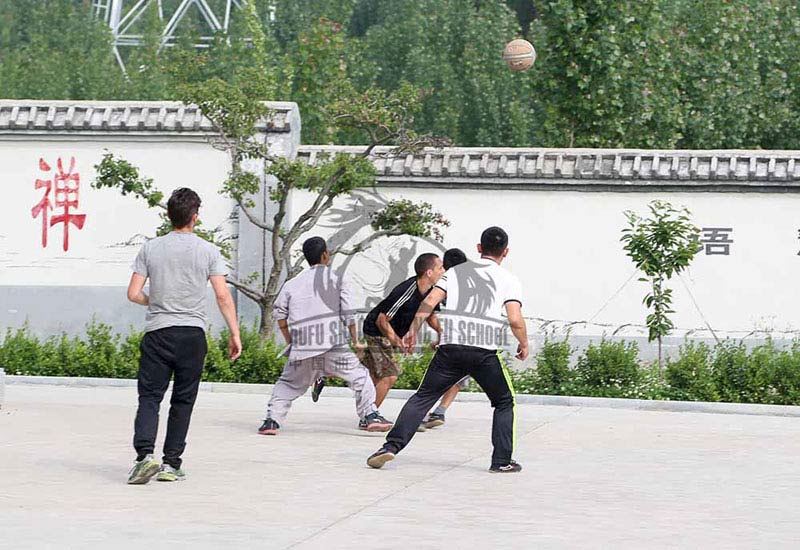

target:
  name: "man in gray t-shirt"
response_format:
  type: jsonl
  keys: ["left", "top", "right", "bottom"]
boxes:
{"left": 126, "top": 188, "right": 241, "bottom": 485}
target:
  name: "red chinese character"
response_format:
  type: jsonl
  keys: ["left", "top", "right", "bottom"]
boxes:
{"left": 31, "top": 157, "right": 86, "bottom": 251}
{"left": 30, "top": 158, "right": 53, "bottom": 248}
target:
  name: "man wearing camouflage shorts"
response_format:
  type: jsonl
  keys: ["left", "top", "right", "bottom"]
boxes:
{"left": 359, "top": 253, "right": 445, "bottom": 412}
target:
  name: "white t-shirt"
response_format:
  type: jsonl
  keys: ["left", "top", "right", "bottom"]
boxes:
{"left": 434, "top": 258, "right": 523, "bottom": 351}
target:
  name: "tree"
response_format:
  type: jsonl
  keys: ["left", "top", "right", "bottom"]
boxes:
{"left": 670, "top": 0, "right": 800, "bottom": 149}
{"left": 0, "top": 0, "right": 124, "bottom": 100}
{"left": 529, "top": 0, "right": 684, "bottom": 148}
{"left": 351, "top": 0, "right": 538, "bottom": 146}
{"left": 92, "top": 3, "right": 450, "bottom": 340}
{"left": 621, "top": 200, "right": 703, "bottom": 376}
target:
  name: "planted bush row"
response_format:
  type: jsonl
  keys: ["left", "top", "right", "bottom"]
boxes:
{"left": 3, "top": 322, "right": 800, "bottom": 405}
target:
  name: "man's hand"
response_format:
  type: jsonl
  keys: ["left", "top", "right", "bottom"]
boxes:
{"left": 229, "top": 334, "right": 242, "bottom": 361}
{"left": 402, "top": 331, "right": 417, "bottom": 354}
{"left": 515, "top": 342, "right": 529, "bottom": 361}
{"left": 430, "top": 339, "right": 440, "bottom": 351}
{"left": 389, "top": 335, "right": 404, "bottom": 349}
{"left": 354, "top": 340, "right": 367, "bottom": 351}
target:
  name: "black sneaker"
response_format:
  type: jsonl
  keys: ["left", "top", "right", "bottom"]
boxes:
{"left": 425, "top": 412, "right": 445, "bottom": 429}
{"left": 362, "top": 412, "right": 393, "bottom": 432}
{"left": 258, "top": 418, "right": 280, "bottom": 435}
{"left": 367, "top": 446, "right": 395, "bottom": 469}
{"left": 489, "top": 460, "right": 522, "bottom": 473}
{"left": 311, "top": 376, "right": 326, "bottom": 403}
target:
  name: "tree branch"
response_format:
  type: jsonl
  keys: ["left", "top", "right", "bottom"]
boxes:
{"left": 226, "top": 277, "right": 264, "bottom": 303}
{"left": 330, "top": 229, "right": 403, "bottom": 257}
{"left": 237, "top": 197, "right": 274, "bottom": 232}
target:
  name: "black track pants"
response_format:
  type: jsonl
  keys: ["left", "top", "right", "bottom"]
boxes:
{"left": 384, "top": 344, "right": 516, "bottom": 467}
{"left": 133, "top": 326, "right": 207, "bottom": 468}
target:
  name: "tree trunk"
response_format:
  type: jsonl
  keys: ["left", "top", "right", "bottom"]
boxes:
{"left": 259, "top": 301, "right": 275, "bottom": 341}
{"left": 657, "top": 336, "right": 663, "bottom": 381}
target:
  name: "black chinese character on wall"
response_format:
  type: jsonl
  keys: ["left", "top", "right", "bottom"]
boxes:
{"left": 700, "top": 227, "right": 733, "bottom": 256}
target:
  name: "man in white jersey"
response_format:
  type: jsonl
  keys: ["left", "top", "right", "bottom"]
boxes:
{"left": 366, "top": 227, "right": 529, "bottom": 473}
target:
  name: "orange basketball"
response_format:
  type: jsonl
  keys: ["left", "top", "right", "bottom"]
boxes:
{"left": 503, "top": 39, "right": 536, "bottom": 71}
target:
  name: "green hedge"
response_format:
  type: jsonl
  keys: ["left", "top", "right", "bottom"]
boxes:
{"left": 4, "top": 322, "right": 800, "bottom": 405}
{"left": 510, "top": 338, "right": 800, "bottom": 405}
{"left": 0, "top": 321, "right": 433, "bottom": 389}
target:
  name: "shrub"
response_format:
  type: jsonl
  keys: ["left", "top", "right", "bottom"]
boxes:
{"left": 533, "top": 339, "right": 574, "bottom": 394}
{"left": 665, "top": 341, "right": 717, "bottom": 401}
{"left": 395, "top": 347, "right": 435, "bottom": 389}
{"left": 575, "top": 339, "right": 640, "bottom": 393}
{"left": 711, "top": 341, "right": 750, "bottom": 402}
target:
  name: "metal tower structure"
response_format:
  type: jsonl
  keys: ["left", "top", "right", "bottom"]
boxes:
{"left": 91, "top": 0, "right": 245, "bottom": 71}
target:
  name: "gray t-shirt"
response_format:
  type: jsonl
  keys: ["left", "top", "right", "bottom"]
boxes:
{"left": 131, "top": 232, "right": 227, "bottom": 333}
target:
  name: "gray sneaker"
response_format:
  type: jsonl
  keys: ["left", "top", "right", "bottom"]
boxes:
{"left": 127, "top": 454, "right": 160, "bottom": 485}
{"left": 156, "top": 464, "right": 186, "bottom": 482}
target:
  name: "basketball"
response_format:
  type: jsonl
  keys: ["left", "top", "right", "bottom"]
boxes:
{"left": 503, "top": 39, "right": 536, "bottom": 71}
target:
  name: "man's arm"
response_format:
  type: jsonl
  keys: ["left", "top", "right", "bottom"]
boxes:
{"left": 210, "top": 275, "right": 242, "bottom": 361}
{"left": 347, "top": 322, "right": 366, "bottom": 350}
{"left": 126, "top": 273, "right": 149, "bottom": 306}
{"left": 376, "top": 313, "right": 403, "bottom": 348}
{"left": 277, "top": 319, "right": 292, "bottom": 345}
{"left": 505, "top": 301, "right": 529, "bottom": 360}
{"left": 402, "top": 287, "right": 446, "bottom": 353}
{"left": 426, "top": 313, "right": 442, "bottom": 349}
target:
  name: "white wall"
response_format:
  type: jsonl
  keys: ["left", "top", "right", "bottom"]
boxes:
{"left": 288, "top": 187, "right": 800, "bottom": 343}
{"left": 0, "top": 138, "right": 232, "bottom": 287}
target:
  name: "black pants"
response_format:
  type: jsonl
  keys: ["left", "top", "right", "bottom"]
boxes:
{"left": 133, "top": 326, "right": 207, "bottom": 468}
{"left": 385, "top": 344, "right": 516, "bottom": 467}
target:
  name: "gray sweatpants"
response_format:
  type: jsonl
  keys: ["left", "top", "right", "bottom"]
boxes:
{"left": 266, "top": 347, "right": 378, "bottom": 426}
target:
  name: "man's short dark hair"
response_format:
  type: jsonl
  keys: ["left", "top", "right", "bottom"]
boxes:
{"left": 480, "top": 226, "right": 509, "bottom": 257}
{"left": 414, "top": 253, "right": 440, "bottom": 278}
{"left": 167, "top": 188, "right": 201, "bottom": 229}
{"left": 302, "top": 237, "right": 327, "bottom": 266}
{"left": 443, "top": 248, "right": 467, "bottom": 270}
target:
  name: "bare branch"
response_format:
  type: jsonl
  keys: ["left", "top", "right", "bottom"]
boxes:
{"left": 279, "top": 168, "right": 345, "bottom": 257}
{"left": 330, "top": 229, "right": 403, "bottom": 257}
{"left": 237, "top": 197, "right": 274, "bottom": 232}
{"left": 226, "top": 277, "right": 264, "bottom": 303}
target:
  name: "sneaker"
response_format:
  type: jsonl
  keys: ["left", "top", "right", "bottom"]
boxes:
{"left": 416, "top": 423, "right": 427, "bottom": 432}
{"left": 258, "top": 418, "right": 280, "bottom": 435}
{"left": 311, "top": 376, "right": 326, "bottom": 403}
{"left": 424, "top": 412, "right": 446, "bottom": 429}
{"left": 366, "top": 447, "right": 396, "bottom": 469}
{"left": 361, "top": 412, "right": 393, "bottom": 432}
{"left": 127, "top": 454, "right": 160, "bottom": 485}
{"left": 156, "top": 464, "right": 186, "bottom": 482}
{"left": 489, "top": 460, "right": 522, "bottom": 473}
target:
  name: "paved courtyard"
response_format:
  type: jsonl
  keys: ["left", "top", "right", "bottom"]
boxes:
{"left": 1, "top": 383, "right": 799, "bottom": 549}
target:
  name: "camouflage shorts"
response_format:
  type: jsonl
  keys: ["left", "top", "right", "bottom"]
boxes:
{"left": 358, "top": 335, "right": 402, "bottom": 379}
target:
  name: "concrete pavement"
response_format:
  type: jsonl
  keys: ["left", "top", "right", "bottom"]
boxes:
{"left": 1, "top": 383, "right": 799, "bottom": 549}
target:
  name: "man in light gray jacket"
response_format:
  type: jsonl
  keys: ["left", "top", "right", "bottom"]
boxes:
{"left": 258, "top": 237, "right": 392, "bottom": 435}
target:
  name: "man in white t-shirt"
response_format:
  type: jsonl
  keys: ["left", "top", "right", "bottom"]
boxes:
{"left": 366, "top": 226, "right": 529, "bottom": 473}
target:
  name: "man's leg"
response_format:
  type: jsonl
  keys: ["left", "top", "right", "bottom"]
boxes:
{"left": 362, "top": 336, "right": 400, "bottom": 408}
{"left": 162, "top": 327, "right": 207, "bottom": 470}
{"left": 373, "top": 374, "right": 398, "bottom": 408}
{"left": 439, "top": 383, "right": 462, "bottom": 409}
{"left": 129, "top": 329, "right": 173, "bottom": 483}
{"left": 324, "top": 348, "right": 379, "bottom": 421}
{"left": 383, "top": 346, "right": 467, "bottom": 454}
{"left": 264, "top": 356, "right": 317, "bottom": 427}
{"left": 133, "top": 329, "right": 174, "bottom": 461}
{"left": 425, "top": 381, "right": 462, "bottom": 428}
{"left": 467, "top": 352, "right": 516, "bottom": 468}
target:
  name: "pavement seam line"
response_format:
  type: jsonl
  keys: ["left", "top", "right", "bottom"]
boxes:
{"left": 284, "top": 408, "right": 581, "bottom": 549}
